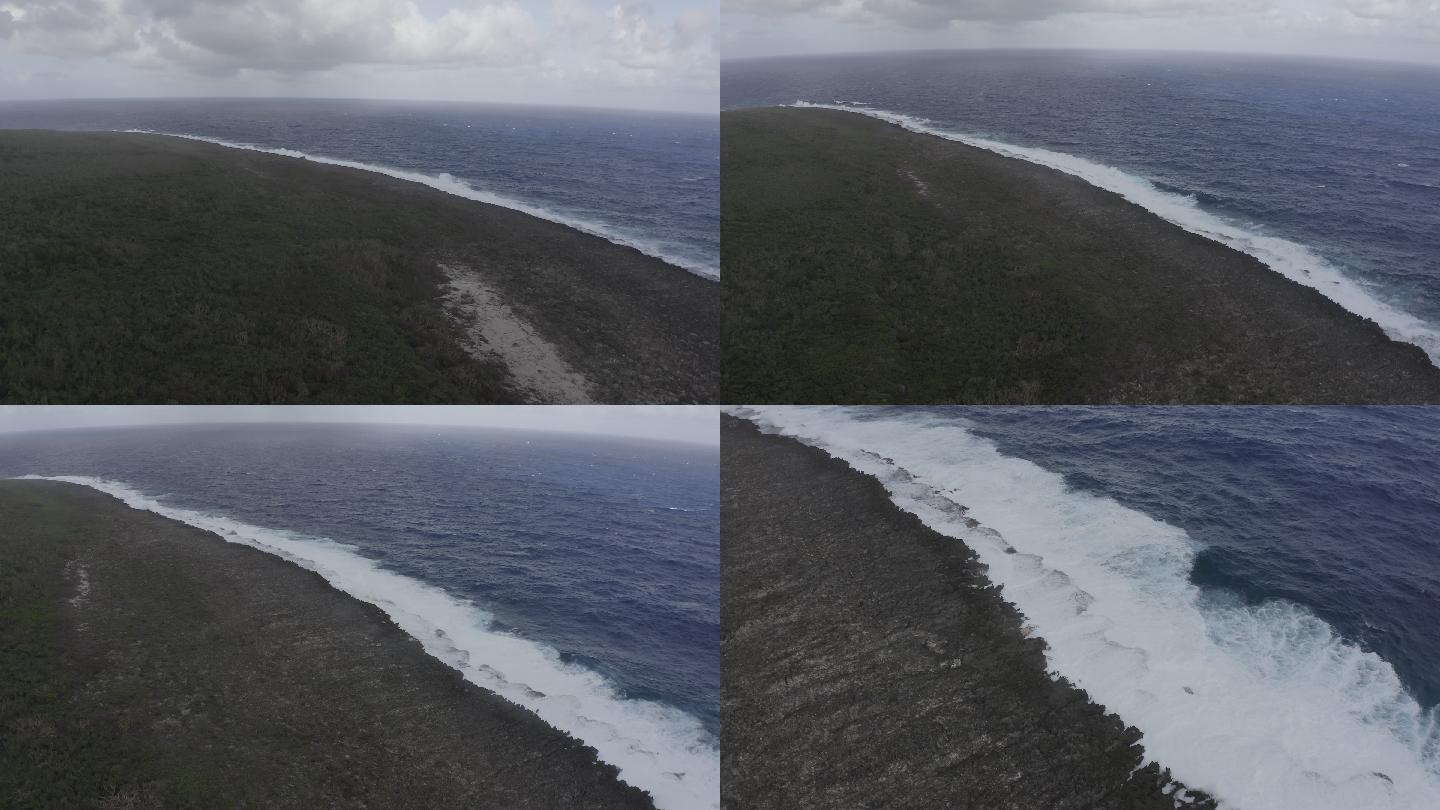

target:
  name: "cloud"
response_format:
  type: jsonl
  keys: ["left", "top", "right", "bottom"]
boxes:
{"left": 1, "top": 0, "right": 538, "bottom": 73}
{"left": 0, "top": 405, "right": 720, "bottom": 445}
{"left": 0, "top": 0, "right": 718, "bottom": 92}
{"left": 544, "top": 0, "right": 715, "bottom": 87}
{"left": 1339, "top": 0, "right": 1440, "bottom": 39}
{"left": 725, "top": 0, "right": 1275, "bottom": 28}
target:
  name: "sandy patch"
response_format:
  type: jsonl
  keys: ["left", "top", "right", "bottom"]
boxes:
{"left": 438, "top": 263, "right": 592, "bottom": 404}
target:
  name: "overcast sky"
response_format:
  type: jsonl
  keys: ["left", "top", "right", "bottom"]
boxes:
{"left": 0, "top": 406, "right": 718, "bottom": 446}
{"left": 0, "top": 0, "right": 717, "bottom": 113}
{"left": 723, "top": 0, "right": 1440, "bottom": 65}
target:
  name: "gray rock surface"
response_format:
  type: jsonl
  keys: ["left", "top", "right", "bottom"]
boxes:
{"left": 721, "top": 415, "right": 1216, "bottom": 809}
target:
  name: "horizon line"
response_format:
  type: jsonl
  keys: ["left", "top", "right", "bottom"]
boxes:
{"left": 0, "top": 94, "right": 719, "bottom": 118}
{"left": 0, "top": 420, "right": 718, "bottom": 448}
{"left": 719, "top": 44, "right": 1440, "bottom": 72}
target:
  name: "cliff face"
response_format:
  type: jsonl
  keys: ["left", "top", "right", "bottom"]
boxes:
{"left": 0, "top": 479, "right": 654, "bottom": 809}
{"left": 721, "top": 107, "right": 1440, "bottom": 405}
{"left": 720, "top": 415, "right": 1214, "bottom": 809}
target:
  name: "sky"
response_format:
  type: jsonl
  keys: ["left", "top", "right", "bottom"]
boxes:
{"left": 0, "top": 405, "right": 719, "bottom": 446}
{"left": 722, "top": 0, "right": 1440, "bottom": 65}
{"left": 0, "top": 0, "right": 717, "bottom": 113}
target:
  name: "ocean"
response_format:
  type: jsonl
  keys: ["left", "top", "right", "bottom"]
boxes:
{"left": 738, "top": 405, "right": 1440, "bottom": 810}
{"left": 723, "top": 50, "right": 1440, "bottom": 363}
{"left": 0, "top": 98, "right": 719, "bottom": 279}
{"left": 0, "top": 423, "right": 719, "bottom": 810}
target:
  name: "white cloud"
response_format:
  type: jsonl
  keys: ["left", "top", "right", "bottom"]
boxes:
{"left": 722, "top": 0, "right": 1440, "bottom": 61}
{"left": 0, "top": 0, "right": 717, "bottom": 106}
{"left": 5, "top": 0, "right": 538, "bottom": 71}
{"left": 725, "top": 0, "right": 1274, "bottom": 27}
{"left": 0, "top": 405, "right": 720, "bottom": 445}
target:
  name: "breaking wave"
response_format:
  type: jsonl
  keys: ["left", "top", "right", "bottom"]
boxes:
{"left": 735, "top": 405, "right": 1440, "bottom": 810}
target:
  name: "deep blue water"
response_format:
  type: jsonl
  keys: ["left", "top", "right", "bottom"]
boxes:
{"left": 0, "top": 423, "right": 719, "bottom": 735}
{"left": 0, "top": 98, "right": 719, "bottom": 277}
{"left": 724, "top": 51, "right": 1440, "bottom": 342}
{"left": 913, "top": 406, "right": 1440, "bottom": 711}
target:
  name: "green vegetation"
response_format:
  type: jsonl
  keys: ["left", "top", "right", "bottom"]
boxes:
{"left": 0, "top": 489, "right": 168, "bottom": 806}
{"left": 0, "top": 481, "right": 654, "bottom": 808}
{"left": 721, "top": 108, "right": 1440, "bottom": 404}
{"left": 0, "top": 131, "right": 718, "bottom": 404}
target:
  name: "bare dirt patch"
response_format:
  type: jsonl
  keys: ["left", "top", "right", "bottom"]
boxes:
{"left": 439, "top": 263, "right": 593, "bottom": 404}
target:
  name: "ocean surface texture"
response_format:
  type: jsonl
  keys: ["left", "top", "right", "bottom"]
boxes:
{"left": 0, "top": 98, "right": 719, "bottom": 278}
{"left": 0, "top": 424, "right": 719, "bottom": 810}
{"left": 738, "top": 405, "right": 1440, "bottom": 810}
{"left": 724, "top": 51, "right": 1440, "bottom": 363}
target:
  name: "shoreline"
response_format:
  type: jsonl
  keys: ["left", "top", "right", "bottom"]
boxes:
{"left": 783, "top": 101, "right": 1440, "bottom": 366}
{"left": 0, "top": 130, "right": 718, "bottom": 404}
{"left": 721, "top": 106, "right": 1440, "bottom": 404}
{"left": 0, "top": 479, "right": 658, "bottom": 808}
{"left": 734, "top": 406, "right": 1440, "bottom": 808}
{"left": 15, "top": 475, "right": 721, "bottom": 810}
{"left": 122, "top": 128, "right": 720, "bottom": 281}
{"left": 720, "top": 415, "right": 1214, "bottom": 808}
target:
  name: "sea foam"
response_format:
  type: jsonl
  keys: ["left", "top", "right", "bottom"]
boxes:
{"left": 736, "top": 406, "right": 1440, "bottom": 810}
{"left": 21, "top": 475, "right": 719, "bottom": 810}
{"left": 119, "top": 129, "right": 719, "bottom": 280}
{"left": 788, "top": 101, "right": 1440, "bottom": 369}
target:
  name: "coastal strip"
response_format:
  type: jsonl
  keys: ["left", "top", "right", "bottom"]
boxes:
{"left": 14, "top": 475, "right": 721, "bottom": 810}
{"left": 788, "top": 101, "right": 1440, "bottom": 367}
{"left": 719, "top": 415, "right": 1213, "bottom": 808}
{"left": 123, "top": 128, "right": 720, "bottom": 281}
{"left": 0, "top": 130, "right": 717, "bottom": 404}
{"left": 721, "top": 106, "right": 1440, "bottom": 404}
{"left": 0, "top": 479, "right": 654, "bottom": 808}
{"left": 736, "top": 406, "right": 1440, "bottom": 809}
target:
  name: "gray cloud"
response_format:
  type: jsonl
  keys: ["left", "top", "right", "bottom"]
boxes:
{"left": 724, "top": 0, "right": 1274, "bottom": 27}
{"left": 2, "top": 0, "right": 538, "bottom": 74}
{"left": 1337, "top": 0, "right": 1440, "bottom": 39}
{"left": 0, "top": 405, "right": 719, "bottom": 446}
{"left": 0, "top": 0, "right": 718, "bottom": 97}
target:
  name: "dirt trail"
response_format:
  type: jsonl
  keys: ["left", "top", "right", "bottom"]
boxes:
{"left": 439, "top": 262, "right": 593, "bottom": 404}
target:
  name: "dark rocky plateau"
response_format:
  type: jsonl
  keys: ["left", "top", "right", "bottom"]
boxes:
{"left": 0, "top": 130, "right": 717, "bottom": 404}
{"left": 722, "top": 107, "right": 1440, "bottom": 404}
{"left": 721, "top": 415, "right": 1216, "bottom": 809}
{"left": 0, "top": 479, "right": 653, "bottom": 809}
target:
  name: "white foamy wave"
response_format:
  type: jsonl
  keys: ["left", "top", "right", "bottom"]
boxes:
{"left": 787, "top": 101, "right": 1440, "bottom": 368}
{"left": 22, "top": 475, "right": 718, "bottom": 810}
{"left": 734, "top": 406, "right": 1440, "bottom": 810}
{"left": 118, "top": 129, "right": 719, "bottom": 280}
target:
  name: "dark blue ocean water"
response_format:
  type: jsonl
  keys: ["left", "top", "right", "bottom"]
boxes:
{"left": 0, "top": 98, "right": 719, "bottom": 277}
{"left": 0, "top": 423, "right": 718, "bottom": 733}
{"left": 724, "top": 51, "right": 1440, "bottom": 348}
{"left": 942, "top": 406, "right": 1440, "bottom": 711}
